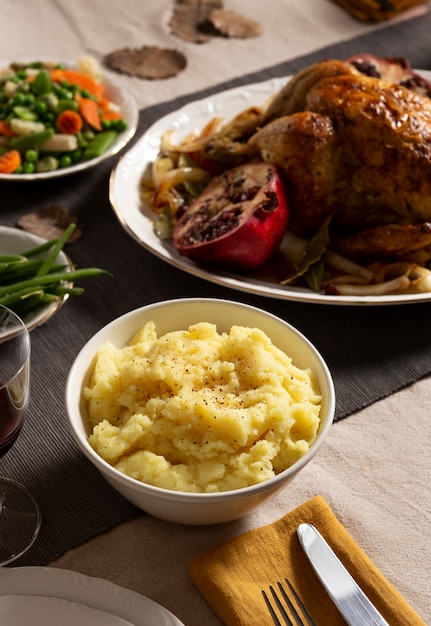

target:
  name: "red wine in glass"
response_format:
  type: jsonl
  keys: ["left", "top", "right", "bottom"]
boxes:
{"left": 0, "top": 381, "right": 27, "bottom": 457}
{"left": 0, "top": 305, "right": 41, "bottom": 565}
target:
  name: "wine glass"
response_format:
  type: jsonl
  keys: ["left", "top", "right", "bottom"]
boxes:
{"left": 0, "top": 305, "right": 41, "bottom": 565}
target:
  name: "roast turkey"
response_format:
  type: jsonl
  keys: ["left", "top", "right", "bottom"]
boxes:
{"left": 248, "top": 59, "right": 431, "bottom": 260}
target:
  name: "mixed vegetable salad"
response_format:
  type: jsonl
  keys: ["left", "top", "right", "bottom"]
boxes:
{"left": 0, "top": 57, "right": 127, "bottom": 174}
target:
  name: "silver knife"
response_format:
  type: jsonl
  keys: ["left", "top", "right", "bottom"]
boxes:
{"left": 297, "top": 523, "right": 390, "bottom": 626}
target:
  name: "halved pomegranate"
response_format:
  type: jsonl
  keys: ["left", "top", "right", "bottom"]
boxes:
{"left": 172, "top": 162, "right": 289, "bottom": 272}
{"left": 346, "top": 53, "right": 431, "bottom": 98}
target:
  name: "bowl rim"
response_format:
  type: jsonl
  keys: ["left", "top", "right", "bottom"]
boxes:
{"left": 65, "top": 297, "right": 336, "bottom": 501}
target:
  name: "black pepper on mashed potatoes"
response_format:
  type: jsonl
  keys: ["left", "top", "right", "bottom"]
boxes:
{"left": 85, "top": 321, "right": 322, "bottom": 493}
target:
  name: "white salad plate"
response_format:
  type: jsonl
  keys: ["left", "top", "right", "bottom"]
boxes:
{"left": 109, "top": 70, "right": 431, "bottom": 306}
{"left": 0, "top": 58, "right": 139, "bottom": 181}
{"left": 0, "top": 567, "right": 185, "bottom": 626}
{"left": 0, "top": 225, "right": 72, "bottom": 330}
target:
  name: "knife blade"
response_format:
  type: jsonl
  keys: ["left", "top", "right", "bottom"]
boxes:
{"left": 297, "top": 523, "right": 390, "bottom": 626}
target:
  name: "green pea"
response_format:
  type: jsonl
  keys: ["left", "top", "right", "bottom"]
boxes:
{"left": 114, "top": 119, "right": 127, "bottom": 132}
{"left": 53, "top": 86, "right": 72, "bottom": 100}
{"left": 42, "top": 112, "right": 55, "bottom": 125}
{"left": 70, "top": 148, "right": 83, "bottom": 163}
{"left": 25, "top": 149, "right": 38, "bottom": 162}
{"left": 24, "top": 93, "right": 35, "bottom": 106}
{"left": 59, "top": 155, "right": 72, "bottom": 168}
{"left": 12, "top": 92, "right": 26, "bottom": 106}
{"left": 22, "top": 162, "right": 36, "bottom": 174}
{"left": 33, "top": 100, "right": 47, "bottom": 115}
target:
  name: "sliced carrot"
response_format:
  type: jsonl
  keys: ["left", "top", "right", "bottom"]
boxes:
{"left": 56, "top": 110, "right": 83, "bottom": 135}
{"left": 52, "top": 69, "right": 105, "bottom": 100}
{"left": 0, "top": 150, "right": 22, "bottom": 173}
{"left": 98, "top": 97, "right": 123, "bottom": 122}
{"left": 100, "top": 109, "right": 123, "bottom": 122}
{"left": 76, "top": 96, "right": 102, "bottom": 130}
{"left": 49, "top": 68, "right": 66, "bottom": 83}
{"left": 0, "top": 120, "right": 15, "bottom": 136}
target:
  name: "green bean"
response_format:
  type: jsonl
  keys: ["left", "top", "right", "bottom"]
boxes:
{"left": 0, "top": 261, "right": 66, "bottom": 283}
{"left": 10, "top": 127, "right": 54, "bottom": 151}
{"left": 21, "top": 239, "right": 58, "bottom": 258}
{"left": 48, "top": 285, "right": 85, "bottom": 297}
{"left": 0, "top": 287, "right": 46, "bottom": 307}
{"left": 0, "top": 255, "right": 27, "bottom": 269}
{"left": 31, "top": 69, "right": 52, "bottom": 95}
{"left": 36, "top": 222, "right": 75, "bottom": 277}
{"left": 0, "top": 223, "right": 110, "bottom": 317}
{"left": 83, "top": 130, "right": 117, "bottom": 160}
{"left": 0, "top": 267, "right": 110, "bottom": 298}
{"left": 12, "top": 106, "right": 38, "bottom": 121}
{"left": 10, "top": 292, "right": 58, "bottom": 317}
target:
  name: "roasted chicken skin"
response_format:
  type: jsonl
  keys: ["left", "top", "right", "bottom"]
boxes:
{"left": 173, "top": 59, "right": 431, "bottom": 262}
{"left": 250, "top": 68, "right": 431, "bottom": 241}
{"left": 330, "top": 223, "right": 431, "bottom": 258}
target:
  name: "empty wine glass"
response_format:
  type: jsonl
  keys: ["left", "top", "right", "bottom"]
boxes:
{"left": 0, "top": 305, "right": 41, "bottom": 565}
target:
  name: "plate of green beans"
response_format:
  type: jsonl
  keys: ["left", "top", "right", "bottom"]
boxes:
{"left": 0, "top": 224, "right": 109, "bottom": 330}
{"left": 0, "top": 57, "right": 139, "bottom": 180}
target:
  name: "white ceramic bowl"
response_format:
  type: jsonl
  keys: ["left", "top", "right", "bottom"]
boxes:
{"left": 65, "top": 298, "right": 335, "bottom": 525}
{"left": 0, "top": 226, "right": 72, "bottom": 331}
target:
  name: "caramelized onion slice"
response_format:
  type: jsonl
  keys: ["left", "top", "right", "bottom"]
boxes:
{"left": 153, "top": 166, "right": 210, "bottom": 206}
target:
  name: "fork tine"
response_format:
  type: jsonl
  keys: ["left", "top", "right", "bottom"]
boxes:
{"left": 283, "top": 579, "right": 317, "bottom": 626}
{"left": 262, "top": 586, "right": 294, "bottom": 626}
{"left": 262, "top": 579, "right": 316, "bottom": 626}
{"left": 276, "top": 582, "right": 304, "bottom": 626}
{"left": 262, "top": 588, "right": 285, "bottom": 626}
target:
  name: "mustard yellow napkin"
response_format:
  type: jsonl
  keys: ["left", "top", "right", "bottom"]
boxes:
{"left": 190, "top": 495, "right": 426, "bottom": 626}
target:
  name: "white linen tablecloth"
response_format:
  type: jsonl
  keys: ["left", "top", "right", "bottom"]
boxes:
{"left": 0, "top": 0, "right": 426, "bottom": 109}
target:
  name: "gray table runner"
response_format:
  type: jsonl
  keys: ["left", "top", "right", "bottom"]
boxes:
{"left": 2, "top": 12, "right": 431, "bottom": 566}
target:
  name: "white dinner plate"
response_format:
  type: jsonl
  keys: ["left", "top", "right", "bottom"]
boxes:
{"left": 0, "top": 226, "right": 72, "bottom": 330}
{"left": 0, "top": 595, "right": 135, "bottom": 626}
{"left": 0, "top": 58, "right": 139, "bottom": 181}
{"left": 110, "top": 69, "right": 431, "bottom": 306}
{"left": 0, "top": 566, "right": 185, "bottom": 626}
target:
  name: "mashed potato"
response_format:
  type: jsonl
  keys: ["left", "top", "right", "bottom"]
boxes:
{"left": 85, "top": 321, "right": 321, "bottom": 493}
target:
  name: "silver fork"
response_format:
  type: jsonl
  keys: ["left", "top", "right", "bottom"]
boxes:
{"left": 262, "top": 578, "right": 317, "bottom": 626}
